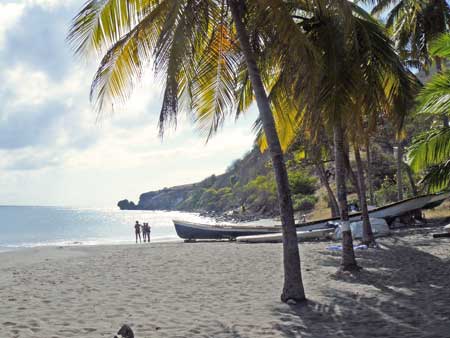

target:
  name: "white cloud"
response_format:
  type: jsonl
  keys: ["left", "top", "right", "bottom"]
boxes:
{"left": 0, "top": 3, "right": 25, "bottom": 48}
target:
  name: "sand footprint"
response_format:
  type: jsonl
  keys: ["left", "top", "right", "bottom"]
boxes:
{"left": 3, "top": 322, "right": 16, "bottom": 326}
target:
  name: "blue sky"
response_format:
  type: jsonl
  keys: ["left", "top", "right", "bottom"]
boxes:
{"left": 0, "top": 0, "right": 258, "bottom": 207}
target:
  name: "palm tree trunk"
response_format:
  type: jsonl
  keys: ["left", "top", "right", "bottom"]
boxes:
{"left": 333, "top": 122, "right": 359, "bottom": 271}
{"left": 353, "top": 144, "right": 375, "bottom": 246}
{"left": 315, "top": 161, "right": 339, "bottom": 217}
{"left": 395, "top": 143, "right": 404, "bottom": 201}
{"left": 404, "top": 162, "right": 418, "bottom": 196}
{"left": 365, "top": 140, "right": 375, "bottom": 205}
{"left": 230, "top": 0, "right": 305, "bottom": 303}
{"left": 343, "top": 149, "right": 360, "bottom": 197}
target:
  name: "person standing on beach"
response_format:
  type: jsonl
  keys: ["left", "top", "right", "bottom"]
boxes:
{"left": 147, "top": 224, "right": 151, "bottom": 243}
{"left": 142, "top": 223, "right": 149, "bottom": 242}
{"left": 134, "top": 221, "right": 142, "bottom": 243}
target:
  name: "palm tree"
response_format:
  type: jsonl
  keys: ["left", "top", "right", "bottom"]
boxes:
{"left": 365, "top": 0, "right": 450, "bottom": 70}
{"left": 68, "top": 0, "right": 320, "bottom": 303}
{"left": 269, "top": 1, "right": 416, "bottom": 270}
{"left": 365, "top": 0, "right": 450, "bottom": 127}
{"left": 408, "top": 34, "right": 450, "bottom": 190}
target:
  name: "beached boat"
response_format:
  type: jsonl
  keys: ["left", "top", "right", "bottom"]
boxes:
{"left": 173, "top": 220, "right": 281, "bottom": 241}
{"left": 173, "top": 192, "right": 450, "bottom": 241}
{"left": 295, "top": 191, "right": 450, "bottom": 231}
{"left": 236, "top": 228, "right": 335, "bottom": 243}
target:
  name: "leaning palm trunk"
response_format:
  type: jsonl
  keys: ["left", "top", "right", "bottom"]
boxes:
{"left": 315, "top": 161, "right": 339, "bottom": 217}
{"left": 229, "top": 0, "right": 305, "bottom": 303}
{"left": 354, "top": 144, "right": 375, "bottom": 246}
{"left": 333, "top": 122, "right": 359, "bottom": 271}
{"left": 404, "top": 162, "right": 418, "bottom": 196}
{"left": 343, "top": 150, "right": 361, "bottom": 197}
{"left": 396, "top": 143, "right": 404, "bottom": 201}
{"left": 365, "top": 140, "right": 375, "bottom": 205}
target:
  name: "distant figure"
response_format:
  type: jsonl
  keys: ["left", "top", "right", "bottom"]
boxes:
{"left": 142, "top": 223, "right": 149, "bottom": 242}
{"left": 134, "top": 221, "right": 142, "bottom": 243}
{"left": 301, "top": 214, "right": 307, "bottom": 223}
{"left": 143, "top": 223, "right": 151, "bottom": 243}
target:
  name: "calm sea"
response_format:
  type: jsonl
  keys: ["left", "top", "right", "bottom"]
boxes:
{"left": 0, "top": 206, "right": 216, "bottom": 252}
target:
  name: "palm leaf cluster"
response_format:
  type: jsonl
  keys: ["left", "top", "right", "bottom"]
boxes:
{"left": 258, "top": 1, "right": 418, "bottom": 151}
{"left": 408, "top": 33, "right": 450, "bottom": 191}
{"left": 68, "top": 0, "right": 319, "bottom": 138}
{"left": 364, "top": 0, "right": 450, "bottom": 70}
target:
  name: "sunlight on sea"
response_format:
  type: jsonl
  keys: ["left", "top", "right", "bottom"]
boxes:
{"left": 0, "top": 206, "right": 220, "bottom": 251}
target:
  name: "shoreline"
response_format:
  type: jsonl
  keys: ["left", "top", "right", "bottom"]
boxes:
{"left": 0, "top": 237, "right": 183, "bottom": 255}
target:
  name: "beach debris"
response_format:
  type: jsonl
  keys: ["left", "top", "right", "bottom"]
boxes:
{"left": 432, "top": 224, "right": 450, "bottom": 238}
{"left": 114, "top": 324, "right": 134, "bottom": 338}
{"left": 333, "top": 218, "right": 390, "bottom": 240}
{"left": 327, "top": 244, "right": 368, "bottom": 251}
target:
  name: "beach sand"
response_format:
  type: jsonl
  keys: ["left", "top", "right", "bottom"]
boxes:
{"left": 1, "top": 222, "right": 450, "bottom": 338}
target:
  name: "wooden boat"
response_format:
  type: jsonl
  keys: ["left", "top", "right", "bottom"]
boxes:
{"left": 172, "top": 220, "right": 281, "bottom": 241}
{"left": 173, "top": 192, "right": 450, "bottom": 241}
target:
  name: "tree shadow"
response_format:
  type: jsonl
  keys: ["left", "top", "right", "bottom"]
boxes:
{"left": 272, "top": 242, "right": 450, "bottom": 337}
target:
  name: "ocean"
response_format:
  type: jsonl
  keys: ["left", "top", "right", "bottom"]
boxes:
{"left": 0, "top": 206, "right": 216, "bottom": 252}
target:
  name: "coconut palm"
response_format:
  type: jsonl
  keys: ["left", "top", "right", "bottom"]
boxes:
{"left": 408, "top": 34, "right": 450, "bottom": 190}
{"left": 68, "top": 0, "right": 321, "bottom": 302}
{"left": 256, "top": 1, "right": 417, "bottom": 269}
{"left": 363, "top": 0, "right": 450, "bottom": 70}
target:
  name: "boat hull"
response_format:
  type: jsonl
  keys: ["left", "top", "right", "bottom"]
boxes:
{"left": 236, "top": 228, "right": 335, "bottom": 243}
{"left": 173, "top": 220, "right": 280, "bottom": 240}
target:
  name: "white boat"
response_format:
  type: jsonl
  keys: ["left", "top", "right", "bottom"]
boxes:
{"left": 297, "top": 191, "right": 450, "bottom": 231}
{"left": 236, "top": 228, "right": 335, "bottom": 243}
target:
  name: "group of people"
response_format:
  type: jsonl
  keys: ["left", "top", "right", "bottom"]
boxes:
{"left": 134, "top": 221, "right": 151, "bottom": 243}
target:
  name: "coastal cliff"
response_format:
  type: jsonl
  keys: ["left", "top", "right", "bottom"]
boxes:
{"left": 118, "top": 147, "right": 281, "bottom": 215}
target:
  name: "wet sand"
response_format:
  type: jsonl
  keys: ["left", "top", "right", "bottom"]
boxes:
{"left": 1, "top": 221, "right": 449, "bottom": 338}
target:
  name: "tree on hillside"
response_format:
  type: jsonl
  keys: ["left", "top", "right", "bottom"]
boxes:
{"left": 68, "top": 0, "right": 321, "bottom": 303}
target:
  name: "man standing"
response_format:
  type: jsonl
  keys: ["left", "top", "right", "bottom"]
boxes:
{"left": 134, "top": 221, "right": 142, "bottom": 243}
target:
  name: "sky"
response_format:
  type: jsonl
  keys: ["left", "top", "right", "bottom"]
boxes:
{"left": 0, "top": 0, "right": 259, "bottom": 207}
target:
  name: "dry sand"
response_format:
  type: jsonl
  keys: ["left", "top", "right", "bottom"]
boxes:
{"left": 1, "top": 223, "right": 450, "bottom": 338}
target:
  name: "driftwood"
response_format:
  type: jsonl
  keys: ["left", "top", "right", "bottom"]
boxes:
{"left": 433, "top": 233, "right": 450, "bottom": 238}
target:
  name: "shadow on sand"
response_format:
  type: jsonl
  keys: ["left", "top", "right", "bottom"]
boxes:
{"left": 273, "top": 241, "right": 450, "bottom": 338}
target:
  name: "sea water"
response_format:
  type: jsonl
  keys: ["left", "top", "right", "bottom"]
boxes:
{"left": 0, "top": 206, "right": 216, "bottom": 252}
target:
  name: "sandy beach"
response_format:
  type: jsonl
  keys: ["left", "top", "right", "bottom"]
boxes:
{"left": 1, "top": 222, "right": 450, "bottom": 338}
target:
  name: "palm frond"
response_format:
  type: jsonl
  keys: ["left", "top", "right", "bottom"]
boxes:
{"left": 420, "top": 160, "right": 450, "bottom": 192}
{"left": 89, "top": 0, "right": 173, "bottom": 113}
{"left": 191, "top": 20, "right": 242, "bottom": 139}
{"left": 408, "top": 127, "right": 450, "bottom": 172}
{"left": 429, "top": 33, "right": 450, "bottom": 58}
{"left": 68, "top": 0, "right": 157, "bottom": 56}
{"left": 416, "top": 69, "right": 450, "bottom": 116}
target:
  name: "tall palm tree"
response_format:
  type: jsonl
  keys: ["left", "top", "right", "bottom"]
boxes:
{"left": 408, "top": 34, "right": 450, "bottom": 190}
{"left": 68, "top": 0, "right": 319, "bottom": 303}
{"left": 258, "top": 1, "right": 417, "bottom": 270}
